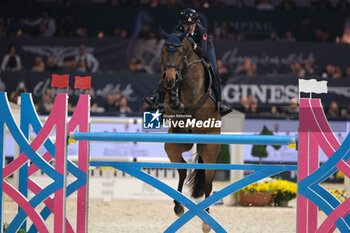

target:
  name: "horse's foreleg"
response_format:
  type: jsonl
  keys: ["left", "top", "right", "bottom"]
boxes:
{"left": 168, "top": 86, "right": 184, "bottom": 112}
{"left": 174, "top": 165, "right": 187, "bottom": 216}
{"left": 165, "top": 142, "right": 193, "bottom": 217}
{"left": 197, "top": 144, "right": 220, "bottom": 200}
{"left": 197, "top": 143, "right": 221, "bottom": 233}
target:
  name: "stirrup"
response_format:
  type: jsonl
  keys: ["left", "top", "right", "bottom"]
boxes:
{"left": 143, "top": 95, "right": 158, "bottom": 107}
{"left": 217, "top": 102, "right": 232, "bottom": 116}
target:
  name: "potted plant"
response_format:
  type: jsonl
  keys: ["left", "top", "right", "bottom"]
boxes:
{"left": 336, "top": 171, "right": 344, "bottom": 182}
{"left": 327, "top": 188, "right": 350, "bottom": 202}
{"left": 269, "top": 179, "right": 297, "bottom": 207}
{"left": 234, "top": 178, "right": 275, "bottom": 206}
{"left": 3, "top": 223, "right": 26, "bottom": 233}
{"left": 234, "top": 178, "right": 298, "bottom": 207}
{"left": 251, "top": 126, "right": 281, "bottom": 164}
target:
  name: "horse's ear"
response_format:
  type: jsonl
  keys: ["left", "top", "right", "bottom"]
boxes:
{"left": 159, "top": 26, "right": 169, "bottom": 40}
{"left": 179, "top": 28, "right": 190, "bottom": 41}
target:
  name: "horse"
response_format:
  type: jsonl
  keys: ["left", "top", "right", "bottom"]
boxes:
{"left": 159, "top": 29, "right": 221, "bottom": 233}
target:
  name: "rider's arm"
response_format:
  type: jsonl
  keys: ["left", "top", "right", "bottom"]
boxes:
{"left": 172, "top": 23, "right": 208, "bottom": 57}
{"left": 193, "top": 25, "right": 208, "bottom": 57}
{"left": 194, "top": 34, "right": 208, "bottom": 57}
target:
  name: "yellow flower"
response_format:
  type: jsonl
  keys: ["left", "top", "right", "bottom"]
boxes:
{"left": 336, "top": 171, "right": 345, "bottom": 180}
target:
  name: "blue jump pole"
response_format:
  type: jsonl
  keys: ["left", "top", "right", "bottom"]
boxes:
{"left": 70, "top": 132, "right": 297, "bottom": 145}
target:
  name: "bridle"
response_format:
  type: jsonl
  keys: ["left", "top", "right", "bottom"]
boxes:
{"left": 161, "top": 39, "right": 201, "bottom": 85}
{"left": 159, "top": 30, "right": 209, "bottom": 113}
{"left": 161, "top": 37, "right": 208, "bottom": 114}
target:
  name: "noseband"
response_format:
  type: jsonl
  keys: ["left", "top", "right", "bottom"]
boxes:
{"left": 161, "top": 42, "right": 188, "bottom": 83}
{"left": 161, "top": 39, "right": 203, "bottom": 113}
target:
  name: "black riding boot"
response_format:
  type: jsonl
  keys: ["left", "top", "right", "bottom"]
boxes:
{"left": 212, "top": 75, "right": 232, "bottom": 116}
{"left": 143, "top": 84, "right": 166, "bottom": 112}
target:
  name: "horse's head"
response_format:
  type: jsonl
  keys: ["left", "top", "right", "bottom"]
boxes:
{"left": 160, "top": 28, "right": 189, "bottom": 90}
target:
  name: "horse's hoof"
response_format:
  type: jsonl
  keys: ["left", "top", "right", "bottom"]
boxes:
{"left": 202, "top": 222, "right": 211, "bottom": 233}
{"left": 174, "top": 205, "right": 184, "bottom": 217}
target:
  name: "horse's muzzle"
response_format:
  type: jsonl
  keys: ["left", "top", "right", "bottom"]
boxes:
{"left": 165, "top": 79, "right": 176, "bottom": 89}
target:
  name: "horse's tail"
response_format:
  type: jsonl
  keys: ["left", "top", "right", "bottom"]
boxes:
{"left": 187, "top": 154, "right": 205, "bottom": 198}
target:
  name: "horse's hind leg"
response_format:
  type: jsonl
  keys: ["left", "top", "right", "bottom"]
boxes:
{"left": 165, "top": 142, "right": 193, "bottom": 217}
{"left": 197, "top": 143, "right": 221, "bottom": 233}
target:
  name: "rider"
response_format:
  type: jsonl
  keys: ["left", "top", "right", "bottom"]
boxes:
{"left": 144, "top": 8, "right": 232, "bottom": 116}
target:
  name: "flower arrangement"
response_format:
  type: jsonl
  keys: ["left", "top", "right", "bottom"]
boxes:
{"left": 3, "top": 222, "right": 26, "bottom": 233}
{"left": 269, "top": 179, "right": 297, "bottom": 206}
{"left": 234, "top": 178, "right": 350, "bottom": 207}
{"left": 234, "top": 178, "right": 298, "bottom": 206}
{"left": 236, "top": 177, "right": 276, "bottom": 195}
{"left": 336, "top": 171, "right": 344, "bottom": 181}
{"left": 327, "top": 189, "right": 350, "bottom": 202}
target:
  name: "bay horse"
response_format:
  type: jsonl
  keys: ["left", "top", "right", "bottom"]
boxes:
{"left": 160, "top": 29, "right": 221, "bottom": 233}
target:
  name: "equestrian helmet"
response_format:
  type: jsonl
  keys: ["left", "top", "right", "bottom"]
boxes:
{"left": 180, "top": 8, "right": 199, "bottom": 25}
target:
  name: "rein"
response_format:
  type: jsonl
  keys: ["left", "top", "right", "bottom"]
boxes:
{"left": 179, "top": 47, "right": 208, "bottom": 115}
{"left": 183, "top": 91, "right": 210, "bottom": 116}
{"left": 162, "top": 42, "right": 201, "bottom": 74}
{"left": 163, "top": 39, "right": 209, "bottom": 115}
{"left": 183, "top": 47, "right": 201, "bottom": 70}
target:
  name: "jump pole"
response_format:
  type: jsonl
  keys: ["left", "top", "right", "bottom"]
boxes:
{"left": 70, "top": 132, "right": 297, "bottom": 146}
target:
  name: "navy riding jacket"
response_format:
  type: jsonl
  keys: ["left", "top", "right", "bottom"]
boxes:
{"left": 173, "top": 23, "right": 209, "bottom": 58}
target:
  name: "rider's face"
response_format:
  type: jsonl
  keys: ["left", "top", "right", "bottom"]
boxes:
{"left": 183, "top": 24, "right": 196, "bottom": 34}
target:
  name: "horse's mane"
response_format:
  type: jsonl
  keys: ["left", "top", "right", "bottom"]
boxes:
{"left": 182, "top": 37, "right": 192, "bottom": 51}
